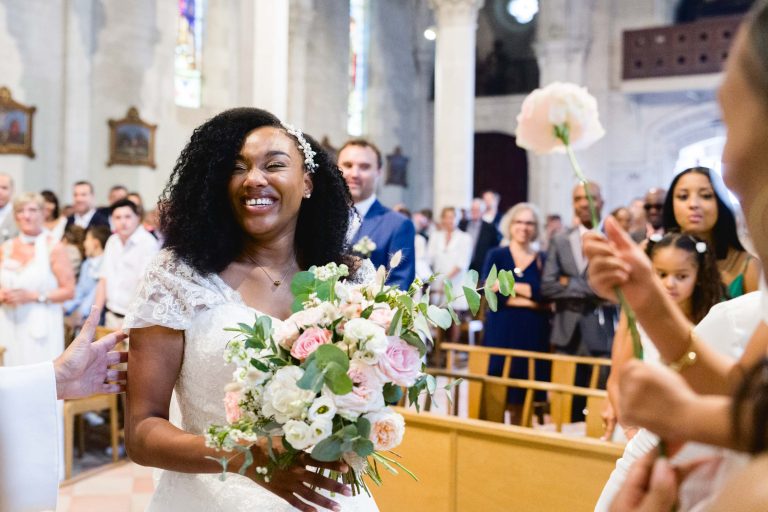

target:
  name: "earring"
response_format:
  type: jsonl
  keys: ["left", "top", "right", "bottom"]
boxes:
{"left": 304, "top": 192, "right": 311, "bottom": 199}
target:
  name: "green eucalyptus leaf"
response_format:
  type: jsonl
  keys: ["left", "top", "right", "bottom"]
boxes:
{"left": 354, "top": 438, "right": 375, "bottom": 458}
{"left": 291, "top": 296, "right": 308, "bottom": 313}
{"left": 398, "top": 294, "right": 414, "bottom": 312}
{"left": 315, "top": 344, "right": 350, "bottom": 371}
{"left": 427, "top": 305, "right": 452, "bottom": 329}
{"left": 484, "top": 284, "right": 498, "bottom": 312}
{"left": 401, "top": 330, "right": 427, "bottom": 356}
{"left": 324, "top": 361, "right": 354, "bottom": 395}
{"left": 444, "top": 280, "right": 454, "bottom": 303}
{"left": 408, "top": 385, "right": 421, "bottom": 412}
{"left": 357, "top": 417, "right": 372, "bottom": 439}
{"left": 498, "top": 270, "right": 515, "bottom": 296}
{"left": 463, "top": 286, "right": 481, "bottom": 315}
{"left": 291, "top": 271, "right": 316, "bottom": 296}
{"left": 388, "top": 308, "right": 404, "bottom": 336}
{"left": 382, "top": 382, "right": 404, "bottom": 403}
{"left": 426, "top": 374, "right": 437, "bottom": 394}
{"left": 463, "top": 269, "right": 479, "bottom": 290}
{"left": 297, "top": 360, "right": 324, "bottom": 392}
{"left": 446, "top": 304, "right": 460, "bottom": 325}
{"left": 311, "top": 437, "right": 344, "bottom": 462}
{"left": 485, "top": 265, "right": 498, "bottom": 289}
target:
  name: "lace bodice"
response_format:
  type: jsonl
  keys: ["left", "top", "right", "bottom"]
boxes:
{"left": 124, "top": 250, "right": 378, "bottom": 511}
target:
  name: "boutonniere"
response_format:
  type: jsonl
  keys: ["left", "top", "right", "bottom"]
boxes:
{"left": 353, "top": 236, "right": 377, "bottom": 258}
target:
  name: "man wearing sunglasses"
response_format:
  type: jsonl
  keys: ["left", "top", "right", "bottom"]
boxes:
{"left": 632, "top": 187, "right": 666, "bottom": 242}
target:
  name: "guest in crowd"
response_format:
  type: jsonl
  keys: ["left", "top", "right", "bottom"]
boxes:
{"left": 0, "top": 173, "right": 17, "bottom": 243}
{"left": 338, "top": 138, "right": 416, "bottom": 289}
{"left": 541, "top": 213, "right": 564, "bottom": 252}
{"left": 459, "top": 197, "right": 501, "bottom": 273}
{"left": 663, "top": 166, "right": 760, "bottom": 297}
{"left": 413, "top": 208, "right": 433, "bottom": 241}
{"left": 482, "top": 189, "right": 502, "bottom": 228}
{"left": 482, "top": 203, "right": 550, "bottom": 425}
{"left": 428, "top": 206, "right": 472, "bottom": 341}
{"left": 66, "top": 181, "right": 110, "bottom": 230}
{"left": 107, "top": 184, "right": 128, "bottom": 206}
{"left": 61, "top": 224, "right": 86, "bottom": 278}
{"left": 542, "top": 181, "right": 616, "bottom": 421}
{"left": 0, "top": 193, "right": 74, "bottom": 366}
{"left": 64, "top": 225, "right": 110, "bottom": 330}
{"left": 605, "top": 233, "right": 722, "bottom": 440}
{"left": 610, "top": 206, "right": 633, "bottom": 233}
{"left": 41, "top": 190, "right": 67, "bottom": 240}
{"left": 627, "top": 197, "right": 647, "bottom": 240}
{"left": 94, "top": 199, "right": 159, "bottom": 328}
{"left": 393, "top": 207, "right": 432, "bottom": 286}
{"left": 588, "top": 4, "right": 768, "bottom": 506}
{"left": 630, "top": 187, "right": 666, "bottom": 242}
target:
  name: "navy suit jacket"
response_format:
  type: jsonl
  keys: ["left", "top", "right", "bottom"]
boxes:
{"left": 65, "top": 209, "right": 110, "bottom": 231}
{"left": 353, "top": 200, "right": 416, "bottom": 290}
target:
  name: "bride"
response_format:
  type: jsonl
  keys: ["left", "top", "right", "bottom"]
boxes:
{"left": 124, "top": 108, "right": 379, "bottom": 512}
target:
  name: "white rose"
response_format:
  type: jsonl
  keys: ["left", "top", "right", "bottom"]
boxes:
{"left": 363, "top": 408, "right": 405, "bottom": 451}
{"left": 352, "top": 349, "right": 379, "bottom": 365}
{"left": 283, "top": 420, "right": 314, "bottom": 451}
{"left": 261, "top": 366, "right": 316, "bottom": 424}
{"left": 273, "top": 322, "right": 300, "bottom": 350}
{"left": 343, "top": 318, "right": 387, "bottom": 354}
{"left": 307, "top": 396, "right": 337, "bottom": 422}
{"left": 309, "top": 418, "right": 334, "bottom": 445}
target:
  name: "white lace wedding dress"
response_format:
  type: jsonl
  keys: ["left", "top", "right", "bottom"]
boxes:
{"left": 125, "top": 249, "right": 379, "bottom": 512}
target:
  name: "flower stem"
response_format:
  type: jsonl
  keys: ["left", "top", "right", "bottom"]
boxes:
{"left": 564, "top": 143, "right": 643, "bottom": 359}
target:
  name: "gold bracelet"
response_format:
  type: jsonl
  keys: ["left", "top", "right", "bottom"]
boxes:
{"left": 666, "top": 327, "right": 699, "bottom": 372}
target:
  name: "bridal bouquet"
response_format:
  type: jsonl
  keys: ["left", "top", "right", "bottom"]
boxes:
{"left": 206, "top": 254, "right": 514, "bottom": 493}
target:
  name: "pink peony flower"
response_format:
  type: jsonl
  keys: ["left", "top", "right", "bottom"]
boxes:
{"left": 378, "top": 337, "right": 422, "bottom": 387}
{"left": 291, "top": 327, "right": 332, "bottom": 360}
{"left": 515, "top": 82, "right": 605, "bottom": 155}
{"left": 224, "top": 389, "right": 242, "bottom": 423}
{"left": 368, "top": 305, "right": 396, "bottom": 330}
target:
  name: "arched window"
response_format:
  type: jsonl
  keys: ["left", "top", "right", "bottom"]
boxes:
{"left": 175, "top": 0, "right": 205, "bottom": 108}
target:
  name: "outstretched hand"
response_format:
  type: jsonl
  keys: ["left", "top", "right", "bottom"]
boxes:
{"left": 583, "top": 216, "right": 654, "bottom": 307}
{"left": 54, "top": 306, "right": 128, "bottom": 399}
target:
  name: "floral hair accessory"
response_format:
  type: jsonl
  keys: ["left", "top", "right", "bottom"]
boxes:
{"left": 695, "top": 241, "right": 707, "bottom": 254}
{"left": 281, "top": 122, "right": 318, "bottom": 173}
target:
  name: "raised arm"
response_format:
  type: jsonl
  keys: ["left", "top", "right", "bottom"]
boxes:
{"left": 125, "top": 325, "right": 350, "bottom": 512}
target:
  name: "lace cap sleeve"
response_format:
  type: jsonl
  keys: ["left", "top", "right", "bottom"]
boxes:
{"left": 124, "top": 249, "right": 237, "bottom": 331}
{"left": 350, "top": 258, "right": 377, "bottom": 286}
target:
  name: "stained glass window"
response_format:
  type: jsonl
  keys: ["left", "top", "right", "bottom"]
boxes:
{"left": 175, "top": 0, "right": 205, "bottom": 108}
{"left": 348, "top": 0, "right": 369, "bottom": 136}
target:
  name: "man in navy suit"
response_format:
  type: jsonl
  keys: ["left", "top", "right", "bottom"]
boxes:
{"left": 338, "top": 139, "right": 416, "bottom": 290}
{"left": 65, "top": 180, "right": 110, "bottom": 230}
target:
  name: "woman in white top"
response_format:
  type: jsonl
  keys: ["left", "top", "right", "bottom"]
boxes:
{"left": 0, "top": 192, "right": 74, "bottom": 366}
{"left": 428, "top": 207, "right": 473, "bottom": 312}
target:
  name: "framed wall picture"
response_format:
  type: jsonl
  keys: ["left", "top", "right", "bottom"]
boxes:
{"left": 107, "top": 106, "right": 157, "bottom": 168}
{"left": 0, "top": 86, "right": 36, "bottom": 158}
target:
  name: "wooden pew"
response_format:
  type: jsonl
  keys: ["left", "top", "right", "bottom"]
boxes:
{"left": 370, "top": 409, "right": 623, "bottom": 512}
{"left": 435, "top": 343, "right": 611, "bottom": 437}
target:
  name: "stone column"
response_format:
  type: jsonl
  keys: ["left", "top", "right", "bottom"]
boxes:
{"left": 428, "top": 0, "right": 484, "bottom": 213}
{"left": 287, "top": 0, "right": 314, "bottom": 127}
{"left": 529, "top": 0, "right": 596, "bottom": 220}
{"left": 252, "top": 0, "right": 289, "bottom": 119}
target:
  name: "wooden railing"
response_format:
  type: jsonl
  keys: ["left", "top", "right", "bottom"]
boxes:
{"left": 622, "top": 15, "right": 743, "bottom": 80}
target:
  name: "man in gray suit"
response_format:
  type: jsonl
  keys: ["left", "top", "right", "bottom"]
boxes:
{"left": 541, "top": 181, "right": 616, "bottom": 421}
{"left": 0, "top": 173, "right": 17, "bottom": 243}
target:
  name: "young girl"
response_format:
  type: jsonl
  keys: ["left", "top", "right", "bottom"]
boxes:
{"left": 606, "top": 232, "right": 722, "bottom": 438}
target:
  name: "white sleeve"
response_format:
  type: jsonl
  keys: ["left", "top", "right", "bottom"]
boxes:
{"left": 594, "top": 429, "right": 659, "bottom": 511}
{"left": 0, "top": 362, "right": 60, "bottom": 512}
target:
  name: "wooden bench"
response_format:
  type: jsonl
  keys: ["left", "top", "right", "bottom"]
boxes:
{"left": 433, "top": 343, "right": 612, "bottom": 438}
{"left": 370, "top": 409, "right": 623, "bottom": 512}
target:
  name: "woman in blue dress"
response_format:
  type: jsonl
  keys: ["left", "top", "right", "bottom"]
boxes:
{"left": 482, "top": 202, "right": 551, "bottom": 425}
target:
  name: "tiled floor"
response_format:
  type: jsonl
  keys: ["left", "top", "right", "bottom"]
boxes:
{"left": 57, "top": 462, "right": 154, "bottom": 512}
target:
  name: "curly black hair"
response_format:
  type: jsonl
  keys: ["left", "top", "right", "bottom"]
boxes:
{"left": 662, "top": 167, "right": 745, "bottom": 260}
{"left": 160, "top": 107, "right": 354, "bottom": 275}
{"left": 645, "top": 232, "right": 723, "bottom": 324}
{"left": 733, "top": 357, "right": 768, "bottom": 454}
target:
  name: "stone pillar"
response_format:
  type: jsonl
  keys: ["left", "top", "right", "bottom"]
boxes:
{"left": 529, "top": 0, "right": 596, "bottom": 220}
{"left": 252, "top": 0, "right": 289, "bottom": 119}
{"left": 428, "top": 0, "right": 484, "bottom": 213}
{"left": 287, "top": 0, "right": 314, "bottom": 127}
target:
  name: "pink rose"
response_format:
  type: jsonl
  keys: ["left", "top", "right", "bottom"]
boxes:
{"left": 378, "top": 337, "right": 422, "bottom": 387}
{"left": 515, "top": 82, "right": 605, "bottom": 155}
{"left": 291, "top": 327, "right": 332, "bottom": 360}
{"left": 330, "top": 361, "right": 385, "bottom": 420}
{"left": 224, "top": 389, "right": 242, "bottom": 424}
{"left": 364, "top": 408, "right": 405, "bottom": 451}
{"left": 368, "top": 306, "right": 396, "bottom": 330}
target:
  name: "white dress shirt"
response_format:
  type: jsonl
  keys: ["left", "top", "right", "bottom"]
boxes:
{"left": 0, "top": 362, "right": 60, "bottom": 511}
{"left": 100, "top": 226, "right": 159, "bottom": 315}
{"left": 73, "top": 208, "right": 97, "bottom": 229}
{"left": 354, "top": 194, "right": 377, "bottom": 221}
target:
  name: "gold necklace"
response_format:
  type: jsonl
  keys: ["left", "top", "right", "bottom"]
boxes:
{"left": 245, "top": 254, "right": 294, "bottom": 287}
